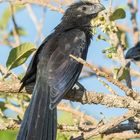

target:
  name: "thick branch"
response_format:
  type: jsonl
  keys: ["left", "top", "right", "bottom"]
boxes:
{"left": 1, "top": 81, "right": 140, "bottom": 111}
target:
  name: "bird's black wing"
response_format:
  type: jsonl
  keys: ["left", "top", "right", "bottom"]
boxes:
{"left": 47, "top": 29, "right": 88, "bottom": 109}
{"left": 19, "top": 34, "right": 55, "bottom": 91}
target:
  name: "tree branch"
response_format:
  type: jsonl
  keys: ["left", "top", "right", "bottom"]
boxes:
{"left": 0, "top": 0, "right": 65, "bottom": 13}
{"left": 71, "top": 110, "right": 137, "bottom": 139}
{"left": 128, "top": 0, "right": 139, "bottom": 45}
{"left": 69, "top": 55, "right": 139, "bottom": 99}
{"left": 1, "top": 80, "right": 140, "bottom": 111}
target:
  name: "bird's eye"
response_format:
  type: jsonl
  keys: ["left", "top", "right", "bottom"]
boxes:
{"left": 82, "top": 6, "right": 87, "bottom": 11}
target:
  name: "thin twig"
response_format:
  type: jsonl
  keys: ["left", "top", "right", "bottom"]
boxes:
{"left": 109, "top": 0, "right": 112, "bottom": 13}
{"left": 97, "top": 77, "right": 117, "bottom": 95}
{"left": 128, "top": 0, "right": 139, "bottom": 45}
{"left": 26, "top": 4, "right": 45, "bottom": 44}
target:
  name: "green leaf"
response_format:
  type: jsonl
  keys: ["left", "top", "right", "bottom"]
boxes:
{"left": 6, "top": 43, "right": 36, "bottom": 70}
{"left": 0, "top": 5, "right": 25, "bottom": 30}
{"left": 9, "top": 27, "right": 28, "bottom": 37}
{"left": 109, "top": 8, "right": 126, "bottom": 21}
{"left": 114, "top": 67, "right": 129, "bottom": 81}
{"left": 0, "top": 101, "right": 6, "bottom": 111}
{"left": 102, "top": 47, "right": 117, "bottom": 54}
{"left": 96, "top": 35, "right": 107, "bottom": 42}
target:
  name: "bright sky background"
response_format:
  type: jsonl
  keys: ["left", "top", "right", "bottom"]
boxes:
{"left": 0, "top": 0, "right": 140, "bottom": 120}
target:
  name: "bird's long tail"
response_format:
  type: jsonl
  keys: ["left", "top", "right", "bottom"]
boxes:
{"left": 17, "top": 81, "right": 57, "bottom": 140}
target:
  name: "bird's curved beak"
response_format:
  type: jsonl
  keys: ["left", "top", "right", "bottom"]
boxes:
{"left": 93, "top": 3, "right": 105, "bottom": 14}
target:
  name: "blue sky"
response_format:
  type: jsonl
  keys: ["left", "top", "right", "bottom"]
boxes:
{"left": 0, "top": 0, "right": 140, "bottom": 120}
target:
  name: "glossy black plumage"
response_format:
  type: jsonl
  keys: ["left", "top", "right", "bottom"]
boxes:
{"left": 125, "top": 42, "right": 140, "bottom": 61}
{"left": 17, "top": 2, "right": 105, "bottom": 140}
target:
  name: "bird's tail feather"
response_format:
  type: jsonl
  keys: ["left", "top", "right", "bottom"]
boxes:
{"left": 17, "top": 82, "right": 57, "bottom": 140}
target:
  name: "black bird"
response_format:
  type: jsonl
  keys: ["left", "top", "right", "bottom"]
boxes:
{"left": 125, "top": 42, "right": 140, "bottom": 61}
{"left": 17, "top": 1, "right": 105, "bottom": 140}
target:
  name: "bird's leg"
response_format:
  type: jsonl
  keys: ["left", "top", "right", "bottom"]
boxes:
{"left": 75, "top": 82, "right": 86, "bottom": 92}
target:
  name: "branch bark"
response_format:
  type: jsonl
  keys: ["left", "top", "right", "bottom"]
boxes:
{"left": 1, "top": 80, "right": 140, "bottom": 111}
{"left": 0, "top": 0, "right": 65, "bottom": 13}
{"left": 71, "top": 110, "right": 137, "bottom": 139}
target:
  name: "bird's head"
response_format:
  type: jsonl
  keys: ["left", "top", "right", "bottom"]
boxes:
{"left": 62, "top": 1, "right": 105, "bottom": 25}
